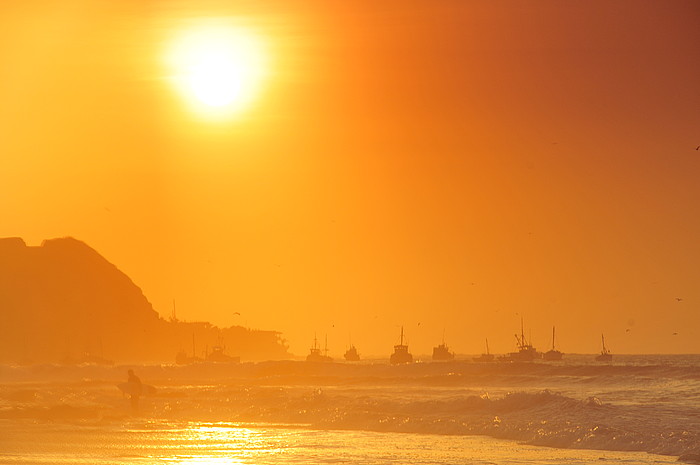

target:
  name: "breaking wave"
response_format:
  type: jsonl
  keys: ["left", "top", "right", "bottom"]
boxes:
{"left": 1, "top": 356, "right": 699, "bottom": 463}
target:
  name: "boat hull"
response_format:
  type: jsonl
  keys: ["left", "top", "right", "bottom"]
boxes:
{"left": 543, "top": 350, "right": 563, "bottom": 361}
{"left": 390, "top": 352, "right": 413, "bottom": 364}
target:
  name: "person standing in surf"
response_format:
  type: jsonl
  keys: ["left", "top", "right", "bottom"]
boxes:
{"left": 126, "top": 369, "right": 142, "bottom": 412}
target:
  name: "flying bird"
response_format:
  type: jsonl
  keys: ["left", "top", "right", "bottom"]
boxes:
{"left": 675, "top": 298, "right": 683, "bottom": 302}
{"left": 695, "top": 145, "right": 699, "bottom": 150}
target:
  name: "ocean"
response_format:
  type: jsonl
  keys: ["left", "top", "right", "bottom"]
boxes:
{"left": 1, "top": 355, "right": 699, "bottom": 464}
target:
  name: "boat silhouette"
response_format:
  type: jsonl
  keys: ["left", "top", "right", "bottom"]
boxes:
{"left": 595, "top": 333, "right": 612, "bottom": 362}
{"left": 432, "top": 331, "right": 455, "bottom": 361}
{"left": 307, "top": 334, "right": 333, "bottom": 362}
{"left": 501, "top": 317, "right": 541, "bottom": 361}
{"left": 344, "top": 344, "right": 360, "bottom": 361}
{"left": 175, "top": 333, "right": 203, "bottom": 365}
{"left": 543, "top": 326, "right": 563, "bottom": 361}
{"left": 205, "top": 338, "right": 240, "bottom": 363}
{"left": 473, "top": 338, "right": 495, "bottom": 362}
{"left": 390, "top": 326, "right": 413, "bottom": 364}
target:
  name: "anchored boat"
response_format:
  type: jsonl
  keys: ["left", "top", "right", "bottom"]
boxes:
{"left": 432, "top": 331, "right": 455, "bottom": 361}
{"left": 473, "top": 338, "right": 495, "bottom": 362}
{"left": 595, "top": 334, "right": 612, "bottom": 362}
{"left": 543, "top": 326, "right": 563, "bottom": 361}
{"left": 390, "top": 326, "right": 413, "bottom": 364}
{"left": 307, "top": 334, "right": 333, "bottom": 362}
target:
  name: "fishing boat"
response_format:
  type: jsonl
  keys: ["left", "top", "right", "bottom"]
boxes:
{"left": 307, "top": 334, "right": 333, "bottom": 362}
{"left": 205, "top": 339, "right": 240, "bottom": 363}
{"left": 390, "top": 326, "right": 413, "bottom": 364}
{"left": 432, "top": 332, "right": 455, "bottom": 361}
{"left": 344, "top": 344, "right": 360, "bottom": 361}
{"left": 473, "top": 338, "right": 495, "bottom": 362}
{"left": 543, "top": 326, "right": 563, "bottom": 361}
{"left": 175, "top": 333, "right": 203, "bottom": 365}
{"left": 595, "top": 334, "right": 612, "bottom": 362}
{"left": 343, "top": 334, "right": 361, "bottom": 361}
{"left": 432, "top": 343, "right": 455, "bottom": 361}
{"left": 502, "top": 317, "right": 541, "bottom": 362}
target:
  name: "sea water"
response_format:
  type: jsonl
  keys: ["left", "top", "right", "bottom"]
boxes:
{"left": 1, "top": 355, "right": 698, "bottom": 464}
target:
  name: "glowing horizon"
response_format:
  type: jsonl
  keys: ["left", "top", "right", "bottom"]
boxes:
{"left": 1, "top": 1, "right": 699, "bottom": 356}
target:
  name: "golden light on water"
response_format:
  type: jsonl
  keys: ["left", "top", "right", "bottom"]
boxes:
{"left": 166, "top": 21, "right": 268, "bottom": 119}
{"left": 175, "top": 457, "right": 245, "bottom": 464}
{"left": 167, "top": 423, "right": 286, "bottom": 463}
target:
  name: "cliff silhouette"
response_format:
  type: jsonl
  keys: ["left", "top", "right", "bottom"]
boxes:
{"left": 0, "top": 237, "right": 290, "bottom": 364}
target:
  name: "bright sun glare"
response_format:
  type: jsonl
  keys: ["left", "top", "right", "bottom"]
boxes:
{"left": 167, "top": 23, "right": 267, "bottom": 117}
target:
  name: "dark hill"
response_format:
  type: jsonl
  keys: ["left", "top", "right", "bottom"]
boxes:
{"left": 0, "top": 237, "right": 290, "bottom": 364}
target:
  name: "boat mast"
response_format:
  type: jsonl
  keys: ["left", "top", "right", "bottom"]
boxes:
{"left": 552, "top": 326, "right": 556, "bottom": 350}
{"left": 485, "top": 338, "right": 490, "bottom": 355}
{"left": 516, "top": 316, "right": 526, "bottom": 349}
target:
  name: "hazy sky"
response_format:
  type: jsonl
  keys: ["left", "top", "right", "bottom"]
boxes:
{"left": 2, "top": 0, "right": 699, "bottom": 357}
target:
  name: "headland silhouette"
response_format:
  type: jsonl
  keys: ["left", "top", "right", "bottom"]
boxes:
{"left": 0, "top": 237, "right": 290, "bottom": 364}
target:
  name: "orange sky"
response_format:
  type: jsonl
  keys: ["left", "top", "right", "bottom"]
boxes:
{"left": 2, "top": 0, "right": 699, "bottom": 357}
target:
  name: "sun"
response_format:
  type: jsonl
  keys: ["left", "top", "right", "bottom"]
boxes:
{"left": 166, "top": 22, "right": 268, "bottom": 117}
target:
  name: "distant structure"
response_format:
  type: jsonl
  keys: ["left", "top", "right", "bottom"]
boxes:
{"left": 501, "top": 317, "right": 541, "bottom": 362}
{"left": 205, "top": 336, "right": 240, "bottom": 363}
{"left": 307, "top": 334, "right": 333, "bottom": 362}
{"left": 432, "top": 331, "right": 455, "bottom": 361}
{"left": 175, "top": 333, "right": 202, "bottom": 365}
{"left": 344, "top": 344, "right": 360, "bottom": 361}
{"left": 595, "top": 334, "right": 612, "bottom": 362}
{"left": 0, "top": 237, "right": 291, "bottom": 364}
{"left": 390, "top": 326, "right": 413, "bottom": 364}
{"left": 473, "top": 338, "right": 495, "bottom": 362}
{"left": 543, "top": 326, "right": 563, "bottom": 361}
{"left": 343, "top": 333, "right": 361, "bottom": 361}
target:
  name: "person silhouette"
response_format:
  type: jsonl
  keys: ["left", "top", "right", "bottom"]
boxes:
{"left": 127, "top": 369, "right": 142, "bottom": 412}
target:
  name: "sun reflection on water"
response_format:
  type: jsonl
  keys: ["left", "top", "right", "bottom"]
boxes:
{"left": 173, "top": 457, "right": 245, "bottom": 465}
{"left": 164, "top": 422, "right": 290, "bottom": 464}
